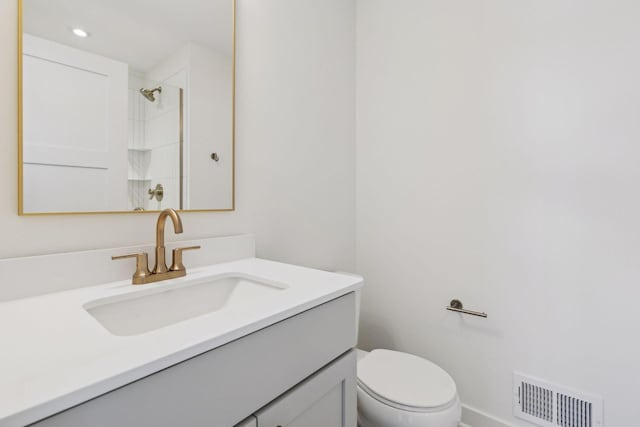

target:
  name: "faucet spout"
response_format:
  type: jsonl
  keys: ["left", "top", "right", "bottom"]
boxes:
{"left": 154, "top": 208, "right": 183, "bottom": 273}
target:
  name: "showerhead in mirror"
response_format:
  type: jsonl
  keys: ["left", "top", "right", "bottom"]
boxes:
{"left": 140, "top": 86, "right": 162, "bottom": 102}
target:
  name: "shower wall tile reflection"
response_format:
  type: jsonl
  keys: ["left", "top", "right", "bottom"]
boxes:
{"left": 126, "top": 72, "right": 181, "bottom": 211}
{"left": 127, "top": 77, "right": 149, "bottom": 210}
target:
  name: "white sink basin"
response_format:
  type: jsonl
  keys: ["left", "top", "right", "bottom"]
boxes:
{"left": 84, "top": 273, "right": 287, "bottom": 336}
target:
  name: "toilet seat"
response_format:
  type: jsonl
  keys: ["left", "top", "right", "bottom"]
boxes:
{"left": 357, "top": 349, "right": 457, "bottom": 411}
{"left": 358, "top": 380, "right": 458, "bottom": 413}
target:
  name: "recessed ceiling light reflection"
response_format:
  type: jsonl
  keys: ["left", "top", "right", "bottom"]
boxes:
{"left": 72, "top": 28, "right": 89, "bottom": 38}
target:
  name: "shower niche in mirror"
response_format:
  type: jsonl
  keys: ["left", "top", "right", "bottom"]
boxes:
{"left": 19, "top": 0, "right": 235, "bottom": 214}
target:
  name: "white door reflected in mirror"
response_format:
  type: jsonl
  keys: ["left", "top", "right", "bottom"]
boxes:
{"left": 19, "top": 0, "right": 235, "bottom": 214}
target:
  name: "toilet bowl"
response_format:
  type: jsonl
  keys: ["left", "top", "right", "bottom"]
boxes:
{"left": 356, "top": 349, "right": 461, "bottom": 427}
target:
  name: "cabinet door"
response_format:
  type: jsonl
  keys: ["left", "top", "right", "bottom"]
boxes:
{"left": 22, "top": 34, "right": 129, "bottom": 212}
{"left": 255, "top": 350, "right": 356, "bottom": 427}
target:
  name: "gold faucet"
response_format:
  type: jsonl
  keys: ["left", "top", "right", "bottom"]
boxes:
{"left": 113, "top": 209, "right": 200, "bottom": 285}
{"left": 154, "top": 208, "right": 183, "bottom": 274}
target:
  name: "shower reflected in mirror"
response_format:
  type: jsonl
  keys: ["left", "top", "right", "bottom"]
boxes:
{"left": 139, "top": 86, "right": 162, "bottom": 103}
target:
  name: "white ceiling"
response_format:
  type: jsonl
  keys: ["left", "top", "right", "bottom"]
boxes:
{"left": 23, "top": 0, "right": 233, "bottom": 72}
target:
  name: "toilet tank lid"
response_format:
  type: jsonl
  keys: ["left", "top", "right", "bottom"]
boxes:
{"left": 357, "top": 349, "right": 457, "bottom": 409}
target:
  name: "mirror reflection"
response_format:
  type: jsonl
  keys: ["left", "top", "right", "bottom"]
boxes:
{"left": 20, "top": 0, "right": 235, "bottom": 214}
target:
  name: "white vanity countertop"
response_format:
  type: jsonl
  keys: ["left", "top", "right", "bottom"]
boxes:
{"left": 0, "top": 258, "right": 362, "bottom": 427}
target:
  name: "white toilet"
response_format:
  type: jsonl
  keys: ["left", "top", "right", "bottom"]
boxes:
{"left": 356, "top": 349, "right": 461, "bottom": 427}
{"left": 337, "top": 276, "right": 461, "bottom": 427}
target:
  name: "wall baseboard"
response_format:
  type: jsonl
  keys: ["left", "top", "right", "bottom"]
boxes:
{"left": 462, "top": 404, "right": 515, "bottom": 427}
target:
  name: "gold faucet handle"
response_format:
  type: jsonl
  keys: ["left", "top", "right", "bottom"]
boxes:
{"left": 170, "top": 246, "right": 201, "bottom": 272}
{"left": 112, "top": 253, "right": 151, "bottom": 285}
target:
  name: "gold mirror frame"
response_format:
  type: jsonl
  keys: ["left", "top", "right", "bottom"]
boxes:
{"left": 17, "top": 0, "right": 236, "bottom": 216}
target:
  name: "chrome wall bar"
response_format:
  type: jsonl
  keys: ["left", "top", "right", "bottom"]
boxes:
{"left": 446, "top": 299, "right": 487, "bottom": 318}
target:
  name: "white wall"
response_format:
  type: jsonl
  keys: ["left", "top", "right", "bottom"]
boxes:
{"left": 146, "top": 41, "right": 234, "bottom": 210}
{"left": 1, "top": 0, "right": 355, "bottom": 275}
{"left": 357, "top": 1, "right": 640, "bottom": 425}
{"left": 188, "top": 42, "right": 233, "bottom": 210}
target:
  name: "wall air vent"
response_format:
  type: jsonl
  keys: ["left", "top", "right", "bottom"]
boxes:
{"left": 513, "top": 373, "right": 603, "bottom": 427}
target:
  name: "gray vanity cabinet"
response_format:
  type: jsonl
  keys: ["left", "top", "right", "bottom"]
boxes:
{"left": 254, "top": 350, "right": 356, "bottom": 427}
{"left": 30, "top": 293, "right": 357, "bottom": 427}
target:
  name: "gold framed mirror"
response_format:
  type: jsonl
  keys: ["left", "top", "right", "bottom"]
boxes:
{"left": 18, "top": 0, "right": 236, "bottom": 215}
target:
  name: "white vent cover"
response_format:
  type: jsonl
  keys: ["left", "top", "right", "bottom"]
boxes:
{"left": 513, "top": 373, "right": 603, "bottom": 427}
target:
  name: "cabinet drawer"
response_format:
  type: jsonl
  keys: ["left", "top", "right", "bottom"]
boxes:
{"left": 31, "top": 293, "right": 356, "bottom": 427}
